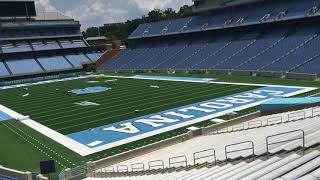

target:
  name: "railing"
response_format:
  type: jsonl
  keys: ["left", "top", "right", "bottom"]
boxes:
{"left": 267, "top": 116, "right": 282, "bottom": 125}
{"left": 75, "top": 107, "right": 319, "bottom": 178}
{"left": 266, "top": 129, "right": 305, "bottom": 159}
{"left": 58, "top": 170, "right": 65, "bottom": 180}
{"left": 193, "top": 148, "right": 216, "bottom": 165}
{"left": 169, "top": 155, "right": 188, "bottom": 168}
{"left": 248, "top": 120, "right": 262, "bottom": 128}
{"left": 288, "top": 111, "right": 306, "bottom": 121}
{"left": 312, "top": 107, "right": 320, "bottom": 117}
{"left": 148, "top": 160, "right": 164, "bottom": 170}
{"left": 131, "top": 163, "right": 145, "bottom": 172}
{"left": 71, "top": 165, "right": 87, "bottom": 176}
{"left": 116, "top": 165, "right": 128, "bottom": 172}
{"left": 225, "top": 141, "right": 255, "bottom": 162}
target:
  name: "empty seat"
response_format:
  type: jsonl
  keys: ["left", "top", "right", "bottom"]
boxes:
{"left": 6, "top": 59, "right": 43, "bottom": 75}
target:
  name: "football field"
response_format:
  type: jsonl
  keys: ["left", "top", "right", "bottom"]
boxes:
{"left": 0, "top": 73, "right": 319, "bottom": 177}
{"left": 0, "top": 76, "right": 256, "bottom": 135}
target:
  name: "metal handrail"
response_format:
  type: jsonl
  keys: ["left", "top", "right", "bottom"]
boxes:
{"left": 169, "top": 155, "right": 188, "bottom": 168}
{"left": 248, "top": 120, "right": 262, "bottom": 128}
{"left": 266, "top": 129, "right": 305, "bottom": 159}
{"left": 267, "top": 116, "right": 282, "bottom": 125}
{"left": 288, "top": 111, "right": 306, "bottom": 121}
{"left": 232, "top": 123, "right": 245, "bottom": 131}
{"left": 225, "top": 141, "right": 255, "bottom": 162}
{"left": 312, "top": 107, "right": 320, "bottom": 117}
{"left": 193, "top": 148, "right": 216, "bottom": 165}
{"left": 148, "top": 160, "right": 164, "bottom": 170}
{"left": 131, "top": 163, "right": 145, "bottom": 172}
{"left": 116, "top": 165, "right": 128, "bottom": 172}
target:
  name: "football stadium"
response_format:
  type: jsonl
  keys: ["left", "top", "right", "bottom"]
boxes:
{"left": 1, "top": 0, "right": 320, "bottom": 179}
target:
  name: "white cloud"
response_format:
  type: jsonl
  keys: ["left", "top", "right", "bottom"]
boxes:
{"left": 34, "top": 0, "right": 58, "bottom": 12}
{"left": 64, "top": 0, "right": 193, "bottom": 30}
{"left": 133, "top": 0, "right": 192, "bottom": 11}
{"left": 32, "top": 0, "right": 193, "bottom": 30}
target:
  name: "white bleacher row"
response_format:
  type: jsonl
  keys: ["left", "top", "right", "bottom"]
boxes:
{"left": 103, "top": 107, "right": 320, "bottom": 172}
{"left": 86, "top": 150, "right": 320, "bottom": 180}
{"left": 212, "top": 106, "right": 320, "bottom": 134}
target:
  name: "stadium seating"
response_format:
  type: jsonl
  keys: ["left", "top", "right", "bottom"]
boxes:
{"left": 65, "top": 54, "right": 92, "bottom": 68}
{"left": 88, "top": 150, "right": 320, "bottom": 180}
{"left": 31, "top": 41, "right": 61, "bottom": 51}
{"left": 108, "top": 111, "right": 320, "bottom": 169}
{"left": 0, "top": 62, "right": 10, "bottom": 77}
{"left": 1, "top": 42, "right": 32, "bottom": 53}
{"left": 38, "top": 56, "right": 73, "bottom": 71}
{"left": 100, "top": 24, "right": 320, "bottom": 74}
{"left": 6, "top": 59, "right": 44, "bottom": 75}
{"left": 99, "top": 0, "right": 320, "bottom": 75}
{"left": 86, "top": 52, "right": 103, "bottom": 62}
{"left": 59, "top": 40, "right": 87, "bottom": 49}
{"left": 86, "top": 107, "right": 320, "bottom": 180}
{"left": 129, "top": 0, "right": 319, "bottom": 39}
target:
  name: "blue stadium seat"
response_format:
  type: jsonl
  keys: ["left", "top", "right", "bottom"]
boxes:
{"left": 65, "top": 54, "right": 92, "bottom": 68}
{"left": 32, "top": 41, "right": 61, "bottom": 51}
{"left": 38, "top": 56, "right": 73, "bottom": 71}
{"left": 87, "top": 52, "right": 103, "bottom": 62}
{"left": 0, "top": 62, "right": 10, "bottom": 76}
{"left": 1, "top": 43, "right": 32, "bottom": 53}
{"left": 6, "top": 59, "right": 43, "bottom": 75}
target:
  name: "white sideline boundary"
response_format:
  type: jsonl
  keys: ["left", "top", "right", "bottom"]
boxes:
{"left": 0, "top": 74, "right": 318, "bottom": 156}
{"left": 101, "top": 75, "right": 317, "bottom": 89}
{"left": 0, "top": 104, "right": 92, "bottom": 156}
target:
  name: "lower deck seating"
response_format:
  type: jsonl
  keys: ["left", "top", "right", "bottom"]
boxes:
{"left": 65, "top": 54, "right": 92, "bottom": 68}
{"left": 91, "top": 151, "right": 320, "bottom": 180}
{"left": 100, "top": 25, "right": 320, "bottom": 75}
{"left": 6, "top": 59, "right": 43, "bottom": 75}
{"left": 0, "top": 62, "right": 10, "bottom": 76}
{"left": 38, "top": 56, "right": 73, "bottom": 71}
{"left": 87, "top": 52, "right": 103, "bottom": 62}
{"left": 108, "top": 108, "right": 320, "bottom": 170}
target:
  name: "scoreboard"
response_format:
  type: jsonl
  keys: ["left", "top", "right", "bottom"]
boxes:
{"left": 0, "top": 0, "right": 36, "bottom": 17}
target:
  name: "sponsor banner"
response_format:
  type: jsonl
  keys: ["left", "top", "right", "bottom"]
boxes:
{"left": 68, "top": 86, "right": 308, "bottom": 152}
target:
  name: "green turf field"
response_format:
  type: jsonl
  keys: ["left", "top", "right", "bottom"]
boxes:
{"left": 0, "top": 76, "right": 256, "bottom": 135}
{"left": 0, "top": 73, "right": 319, "bottom": 179}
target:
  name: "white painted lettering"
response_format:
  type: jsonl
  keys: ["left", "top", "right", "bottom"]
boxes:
{"left": 164, "top": 112, "right": 194, "bottom": 119}
{"left": 217, "top": 97, "right": 253, "bottom": 104}
{"left": 135, "top": 115, "right": 179, "bottom": 128}
{"left": 103, "top": 123, "right": 140, "bottom": 134}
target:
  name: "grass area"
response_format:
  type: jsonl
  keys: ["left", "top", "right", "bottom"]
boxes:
{"left": 0, "top": 120, "right": 86, "bottom": 177}
{"left": 0, "top": 73, "right": 319, "bottom": 179}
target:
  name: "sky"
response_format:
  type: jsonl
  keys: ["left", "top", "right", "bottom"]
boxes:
{"left": 34, "top": 0, "right": 193, "bottom": 30}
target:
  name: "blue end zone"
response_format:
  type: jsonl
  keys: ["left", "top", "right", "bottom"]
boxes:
{"left": 68, "top": 86, "right": 307, "bottom": 149}
{"left": 131, "top": 75, "right": 214, "bottom": 83}
{"left": 0, "top": 111, "right": 13, "bottom": 121}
